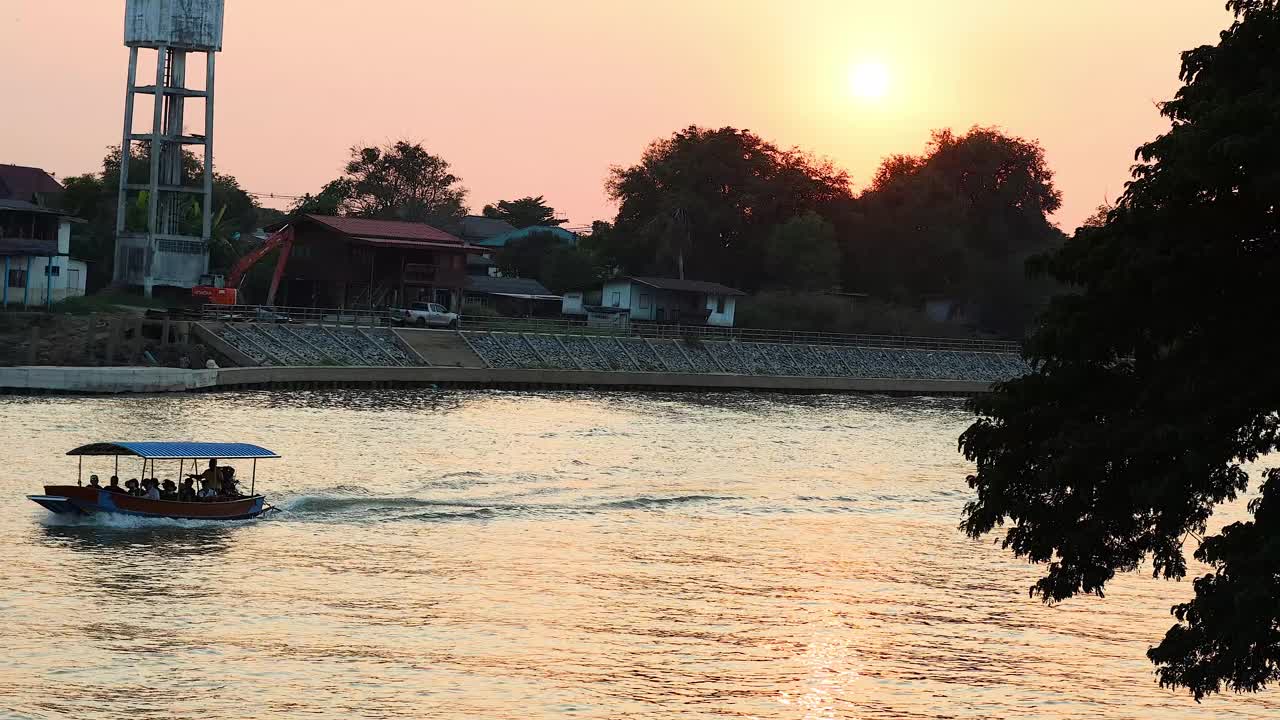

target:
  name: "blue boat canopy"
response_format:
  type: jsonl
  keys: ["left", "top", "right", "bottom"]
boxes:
{"left": 66, "top": 442, "right": 280, "bottom": 460}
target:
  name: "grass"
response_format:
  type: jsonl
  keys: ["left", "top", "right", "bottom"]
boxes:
{"left": 50, "top": 291, "right": 172, "bottom": 315}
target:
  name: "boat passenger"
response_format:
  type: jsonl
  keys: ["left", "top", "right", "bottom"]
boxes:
{"left": 143, "top": 479, "right": 161, "bottom": 501}
{"left": 161, "top": 480, "right": 178, "bottom": 501}
{"left": 197, "top": 479, "right": 217, "bottom": 500}
{"left": 178, "top": 478, "right": 197, "bottom": 502}
{"left": 87, "top": 475, "right": 102, "bottom": 490}
{"left": 105, "top": 476, "right": 126, "bottom": 494}
{"left": 221, "top": 479, "right": 242, "bottom": 498}
{"left": 125, "top": 479, "right": 143, "bottom": 496}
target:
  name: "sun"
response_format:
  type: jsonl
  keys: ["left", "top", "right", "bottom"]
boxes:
{"left": 848, "top": 61, "right": 890, "bottom": 101}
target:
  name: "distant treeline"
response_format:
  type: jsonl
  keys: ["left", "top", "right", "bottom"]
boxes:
{"left": 60, "top": 123, "right": 1069, "bottom": 337}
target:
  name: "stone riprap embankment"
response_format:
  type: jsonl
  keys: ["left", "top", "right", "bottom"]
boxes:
{"left": 211, "top": 323, "right": 420, "bottom": 367}
{"left": 464, "top": 332, "right": 1027, "bottom": 382}
{"left": 207, "top": 323, "right": 1028, "bottom": 383}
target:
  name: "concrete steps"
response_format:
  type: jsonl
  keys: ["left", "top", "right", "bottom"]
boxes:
{"left": 394, "top": 329, "right": 484, "bottom": 368}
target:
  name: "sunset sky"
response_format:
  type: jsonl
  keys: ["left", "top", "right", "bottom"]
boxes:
{"left": 1, "top": 1, "right": 1231, "bottom": 230}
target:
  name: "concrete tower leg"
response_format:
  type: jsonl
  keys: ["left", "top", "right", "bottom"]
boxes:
{"left": 144, "top": 45, "right": 168, "bottom": 298}
{"left": 116, "top": 47, "right": 138, "bottom": 238}
{"left": 202, "top": 50, "right": 216, "bottom": 259}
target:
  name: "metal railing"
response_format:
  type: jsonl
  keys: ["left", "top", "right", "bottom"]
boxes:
{"left": 200, "top": 304, "right": 1022, "bottom": 353}
{"left": 200, "top": 304, "right": 399, "bottom": 326}
{"left": 459, "top": 315, "right": 1020, "bottom": 352}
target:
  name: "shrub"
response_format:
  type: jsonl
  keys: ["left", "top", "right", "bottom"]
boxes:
{"left": 735, "top": 291, "right": 978, "bottom": 338}
{"left": 460, "top": 302, "right": 502, "bottom": 318}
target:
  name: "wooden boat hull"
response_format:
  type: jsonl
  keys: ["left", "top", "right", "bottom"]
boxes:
{"left": 31, "top": 485, "right": 268, "bottom": 521}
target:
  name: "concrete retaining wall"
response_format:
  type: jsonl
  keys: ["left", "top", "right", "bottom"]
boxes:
{"left": 0, "top": 367, "right": 219, "bottom": 394}
{"left": 0, "top": 364, "right": 992, "bottom": 396}
{"left": 213, "top": 366, "right": 990, "bottom": 395}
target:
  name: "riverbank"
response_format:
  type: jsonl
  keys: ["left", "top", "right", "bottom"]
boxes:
{"left": 0, "top": 365, "right": 991, "bottom": 395}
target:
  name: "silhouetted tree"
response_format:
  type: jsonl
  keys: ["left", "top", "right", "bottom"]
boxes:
{"left": 761, "top": 212, "right": 839, "bottom": 291}
{"left": 290, "top": 179, "right": 354, "bottom": 217}
{"left": 960, "top": 0, "right": 1280, "bottom": 699}
{"left": 495, "top": 231, "right": 599, "bottom": 293}
{"left": 298, "top": 141, "right": 467, "bottom": 227}
{"left": 604, "top": 126, "right": 851, "bottom": 289}
{"left": 843, "top": 127, "right": 1065, "bottom": 335}
{"left": 482, "top": 195, "right": 565, "bottom": 228}
{"left": 1079, "top": 201, "right": 1114, "bottom": 229}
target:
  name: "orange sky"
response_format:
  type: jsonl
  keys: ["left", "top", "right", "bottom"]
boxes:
{"left": 0, "top": 1, "right": 1231, "bottom": 230}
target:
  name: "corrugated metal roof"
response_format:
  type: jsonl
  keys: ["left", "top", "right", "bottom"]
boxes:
{"left": 354, "top": 237, "right": 477, "bottom": 252}
{"left": 458, "top": 215, "right": 516, "bottom": 241}
{"left": 466, "top": 275, "right": 553, "bottom": 296}
{"left": 0, "top": 164, "right": 64, "bottom": 203}
{"left": 476, "top": 226, "right": 579, "bottom": 249}
{"left": 626, "top": 276, "right": 746, "bottom": 296}
{"left": 66, "top": 442, "right": 280, "bottom": 459}
{"left": 0, "top": 198, "right": 70, "bottom": 216}
{"left": 302, "top": 214, "right": 462, "bottom": 244}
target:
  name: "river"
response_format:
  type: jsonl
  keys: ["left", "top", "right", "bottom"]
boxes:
{"left": 0, "top": 390, "right": 1274, "bottom": 719}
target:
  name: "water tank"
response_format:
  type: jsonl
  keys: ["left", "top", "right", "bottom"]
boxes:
{"left": 124, "top": 0, "right": 225, "bottom": 51}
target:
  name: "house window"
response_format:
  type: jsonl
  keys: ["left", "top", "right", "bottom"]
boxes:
{"left": 156, "top": 239, "right": 204, "bottom": 254}
{"left": 46, "top": 265, "right": 61, "bottom": 277}
{"left": 639, "top": 293, "right": 650, "bottom": 309}
{"left": 716, "top": 296, "right": 726, "bottom": 314}
{"left": 8, "top": 269, "right": 26, "bottom": 288}
{"left": 611, "top": 291, "right": 621, "bottom": 307}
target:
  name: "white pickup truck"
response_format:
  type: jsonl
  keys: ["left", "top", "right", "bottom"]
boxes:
{"left": 396, "top": 302, "right": 459, "bottom": 329}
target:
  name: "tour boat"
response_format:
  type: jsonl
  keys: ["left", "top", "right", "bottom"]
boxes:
{"left": 28, "top": 442, "right": 280, "bottom": 521}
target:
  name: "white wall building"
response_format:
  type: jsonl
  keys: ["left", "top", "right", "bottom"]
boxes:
{"left": 1, "top": 164, "right": 89, "bottom": 308}
{"left": 1, "top": 213, "right": 89, "bottom": 307}
{"left": 599, "top": 276, "right": 745, "bottom": 327}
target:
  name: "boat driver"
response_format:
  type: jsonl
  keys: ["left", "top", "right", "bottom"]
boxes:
{"left": 197, "top": 460, "right": 223, "bottom": 494}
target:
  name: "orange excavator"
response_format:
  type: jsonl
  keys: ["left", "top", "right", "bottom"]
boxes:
{"left": 192, "top": 224, "right": 295, "bottom": 306}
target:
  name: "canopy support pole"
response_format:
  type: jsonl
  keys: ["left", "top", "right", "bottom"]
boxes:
{"left": 251, "top": 458, "right": 256, "bottom": 496}
{"left": 78, "top": 456, "right": 82, "bottom": 486}
{"left": 114, "top": 455, "right": 118, "bottom": 478}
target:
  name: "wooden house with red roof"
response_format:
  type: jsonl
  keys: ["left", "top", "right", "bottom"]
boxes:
{"left": 274, "top": 214, "right": 482, "bottom": 310}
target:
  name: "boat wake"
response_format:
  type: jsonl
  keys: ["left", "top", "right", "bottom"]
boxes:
{"left": 269, "top": 490, "right": 747, "bottom": 524}
{"left": 35, "top": 510, "right": 250, "bottom": 530}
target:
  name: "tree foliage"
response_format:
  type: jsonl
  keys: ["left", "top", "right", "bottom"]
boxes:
{"left": 482, "top": 195, "right": 565, "bottom": 229}
{"left": 761, "top": 211, "right": 840, "bottom": 291}
{"left": 495, "top": 231, "right": 599, "bottom": 294}
{"left": 959, "top": 0, "right": 1280, "bottom": 698}
{"left": 59, "top": 145, "right": 261, "bottom": 289}
{"left": 843, "top": 127, "right": 1065, "bottom": 335}
{"left": 540, "top": 245, "right": 599, "bottom": 295}
{"left": 603, "top": 126, "right": 851, "bottom": 290}
{"left": 294, "top": 141, "right": 467, "bottom": 227}
{"left": 1079, "top": 201, "right": 1114, "bottom": 230}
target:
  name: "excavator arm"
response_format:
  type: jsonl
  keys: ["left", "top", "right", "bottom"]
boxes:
{"left": 226, "top": 224, "right": 295, "bottom": 305}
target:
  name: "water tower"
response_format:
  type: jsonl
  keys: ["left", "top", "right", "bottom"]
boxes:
{"left": 113, "top": 0, "right": 225, "bottom": 295}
